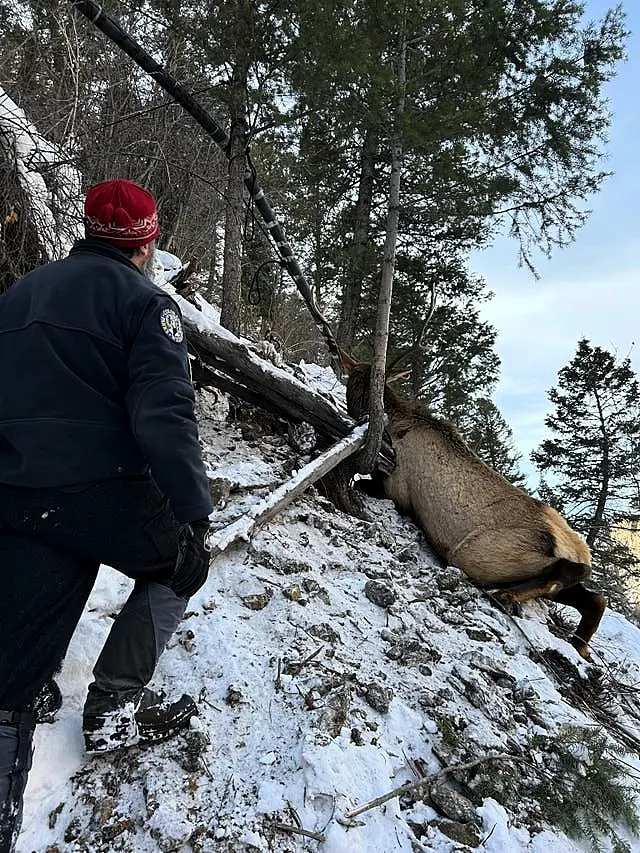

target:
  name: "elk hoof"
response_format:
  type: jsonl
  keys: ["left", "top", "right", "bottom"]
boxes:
{"left": 569, "top": 636, "right": 592, "bottom": 662}
{"left": 492, "top": 590, "right": 523, "bottom": 617}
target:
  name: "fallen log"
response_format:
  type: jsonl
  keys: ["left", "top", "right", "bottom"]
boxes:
{"left": 207, "top": 425, "right": 368, "bottom": 557}
{"left": 185, "top": 315, "right": 351, "bottom": 442}
{"left": 176, "top": 295, "right": 395, "bottom": 476}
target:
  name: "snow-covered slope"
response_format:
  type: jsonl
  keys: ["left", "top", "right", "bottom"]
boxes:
{"left": 17, "top": 376, "right": 640, "bottom": 853}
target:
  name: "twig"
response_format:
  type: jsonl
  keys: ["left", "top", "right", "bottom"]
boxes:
{"left": 296, "top": 645, "right": 325, "bottom": 670}
{"left": 199, "top": 756, "right": 213, "bottom": 780}
{"left": 481, "top": 822, "right": 497, "bottom": 845}
{"left": 272, "top": 822, "right": 326, "bottom": 842}
{"left": 254, "top": 574, "right": 283, "bottom": 588}
{"left": 344, "top": 753, "right": 516, "bottom": 819}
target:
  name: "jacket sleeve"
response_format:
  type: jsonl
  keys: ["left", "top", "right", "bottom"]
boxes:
{"left": 125, "top": 294, "right": 213, "bottom": 523}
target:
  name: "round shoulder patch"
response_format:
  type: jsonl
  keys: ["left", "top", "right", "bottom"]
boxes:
{"left": 160, "top": 307, "right": 184, "bottom": 343}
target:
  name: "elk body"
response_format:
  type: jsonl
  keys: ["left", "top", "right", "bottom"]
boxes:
{"left": 343, "top": 357, "right": 606, "bottom": 660}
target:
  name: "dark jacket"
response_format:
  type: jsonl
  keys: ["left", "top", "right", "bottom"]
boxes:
{"left": 0, "top": 239, "right": 213, "bottom": 523}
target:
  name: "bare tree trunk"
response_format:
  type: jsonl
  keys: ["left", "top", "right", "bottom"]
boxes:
{"left": 337, "top": 126, "right": 377, "bottom": 351}
{"left": 358, "top": 16, "right": 406, "bottom": 474}
{"left": 220, "top": 111, "right": 247, "bottom": 335}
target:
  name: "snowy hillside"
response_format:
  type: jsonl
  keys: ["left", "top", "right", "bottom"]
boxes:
{"left": 16, "top": 362, "right": 640, "bottom": 853}
{"left": 4, "top": 74, "right": 640, "bottom": 853}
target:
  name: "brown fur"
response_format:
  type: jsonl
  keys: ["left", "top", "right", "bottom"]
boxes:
{"left": 343, "top": 356, "right": 606, "bottom": 660}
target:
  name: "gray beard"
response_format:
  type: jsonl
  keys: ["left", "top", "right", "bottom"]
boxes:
{"left": 139, "top": 244, "right": 157, "bottom": 278}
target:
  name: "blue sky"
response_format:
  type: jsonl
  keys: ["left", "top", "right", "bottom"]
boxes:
{"left": 471, "top": 0, "right": 639, "bottom": 485}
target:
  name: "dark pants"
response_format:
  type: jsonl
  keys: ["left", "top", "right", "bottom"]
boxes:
{"left": 0, "top": 718, "right": 33, "bottom": 853}
{"left": 0, "top": 475, "right": 185, "bottom": 852}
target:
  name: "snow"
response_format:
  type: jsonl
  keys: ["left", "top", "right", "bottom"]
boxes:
{"left": 0, "top": 85, "right": 84, "bottom": 259}
{"left": 15, "top": 368, "right": 640, "bottom": 851}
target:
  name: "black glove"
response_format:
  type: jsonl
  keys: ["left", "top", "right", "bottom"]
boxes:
{"left": 171, "top": 518, "right": 212, "bottom": 600}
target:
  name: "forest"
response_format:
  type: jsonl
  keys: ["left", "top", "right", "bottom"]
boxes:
{"left": 1, "top": 0, "right": 639, "bottom": 604}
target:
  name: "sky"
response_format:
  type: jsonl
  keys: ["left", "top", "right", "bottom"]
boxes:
{"left": 471, "top": 0, "right": 639, "bottom": 485}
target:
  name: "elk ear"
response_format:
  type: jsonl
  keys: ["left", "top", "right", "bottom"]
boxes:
{"left": 340, "top": 350, "right": 359, "bottom": 375}
{"left": 386, "top": 368, "right": 411, "bottom": 384}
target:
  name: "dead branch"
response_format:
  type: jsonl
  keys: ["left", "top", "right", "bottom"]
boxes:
{"left": 207, "top": 426, "right": 368, "bottom": 557}
{"left": 344, "top": 752, "right": 517, "bottom": 819}
{"left": 272, "top": 822, "right": 326, "bottom": 842}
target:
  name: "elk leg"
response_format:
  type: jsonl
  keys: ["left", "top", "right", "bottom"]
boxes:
{"left": 493, "top": 558, "right": 590, "bottom": 606}
{"left": 546, "top": 583, "right": 606, "bottom": 661}
{"left": 493, "top": 575, "right": 564, "bottom": 605}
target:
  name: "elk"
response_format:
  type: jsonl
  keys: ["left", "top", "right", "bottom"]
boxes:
{"left": 342, "top": 353, "right": 606, "bottom": 661}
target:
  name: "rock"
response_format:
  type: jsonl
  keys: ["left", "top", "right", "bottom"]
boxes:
{"left": 385, "top": 645, "right": 404, "bottom": 661}
{"left": 429, "top": 781, "right": 477, "bottom": 823}
{"left": 309, "top": 623, "right": 340, "bottom": 644}
{"left": 225, "top": 685, "right": 245, "bottom": 707}
{"left": 240, "top": 422, "right": 262, "bottom": 442}
{"left": 465, "top": 627, "right": 495, "bottom": 642}
{"left": 397, "top": 543, "right": 419, "bottom": 563}
{"left": 208, "top": 477, "right": 233, "bottom": 507}
{"left": 365, "top": 579, "right": 397, "bottom": 608}
{"left": 101, "top": 818, "right": 135, "bottom": 842}
{"left": 177, "top": 628, "right": 197, "bottom": 652}
{"left": 436, "top": 567, "right": 464, "bottom": 592}
{"left": 283, "top": 584, "right": 301, "bottom": 601}
{"left": 317, "top": 588, "right": 332, "bottom": 605}
{"left": 362, "top": 564, "right": 393, "bottom": 581}
{"left": 90, "top": 796, "right": 116, "bottom": 829}
{"left": 430, "top": 818, "right": 481, "bottom": 846}
{"left": 384, "top": 637, "right": 422, "bottom": 663}
{"left": 250, "top": 549, "right": 314, "bottom": 575}
{"left": 363, "top": 683, "right": 393, "bottom": 714}
{"left": 242, "top": 588, "right": 273, "bottom": 610}
{"left": 175, "top": 728, "right": 209, "bottom": 774}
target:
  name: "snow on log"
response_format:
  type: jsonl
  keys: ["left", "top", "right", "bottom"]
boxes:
{"left": 174, "top": 292, "right": 354, "bottom": 443}
{"left": 0, "top": 85, "right": 83, "bottom": 290}
{"left": 207, "top": 424, "right": 368, "bottom": 556}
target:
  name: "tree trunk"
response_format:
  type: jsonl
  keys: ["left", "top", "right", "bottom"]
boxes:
{"left": 337, "top": 126, "right": 377, "bottom": 351}
{"left": 220, "top": 5, "right": 250, "bottom": 336}
{"left": 220, "top": 112, "right": 247, "bottom": 335}
{"left": 586, "top": 383, "right": 611, "bottom": 549}
{"left": 358, "top": 17, "right": 406, "bottom": 474}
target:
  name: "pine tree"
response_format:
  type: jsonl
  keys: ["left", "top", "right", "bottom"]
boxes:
{"left": 532, "top": 340, "right": 640, "bottom": 602}
{"left": 284, "top": 0, "right": 628, "bottom": 352}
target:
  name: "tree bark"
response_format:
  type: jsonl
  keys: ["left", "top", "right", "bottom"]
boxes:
{"left": 184, "top": 317, "right": 353, "bottom": 442}
{"left": 220, "top": 111, "right": 247, "bottom": 335}
{"left": 358, "top": 17, "right": 406, "bottom": 474}
{"left": 337, "top": 126, "right": 377, "bottom": 351}
{"left": 586, "top": 382, "right": 611, "bottom": 548}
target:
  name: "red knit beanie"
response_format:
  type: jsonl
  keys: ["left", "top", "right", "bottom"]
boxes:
{"left": 84, "top": 179, "right": 160, "bottom": 248}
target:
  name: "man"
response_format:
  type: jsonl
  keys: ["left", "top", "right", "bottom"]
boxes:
{"left": 0, "top": 179, "right": 214, "bottom": 852}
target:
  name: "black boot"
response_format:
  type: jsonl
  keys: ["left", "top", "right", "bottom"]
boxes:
{"left": 83, "top": 689, "right": 198, "bottom": 754}
{"left": 135, "top": 689, "right": 199, "bottom": 744}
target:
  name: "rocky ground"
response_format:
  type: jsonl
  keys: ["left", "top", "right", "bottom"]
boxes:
{"left": 18, "top": 380, "right": 640, "bottom": 853}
